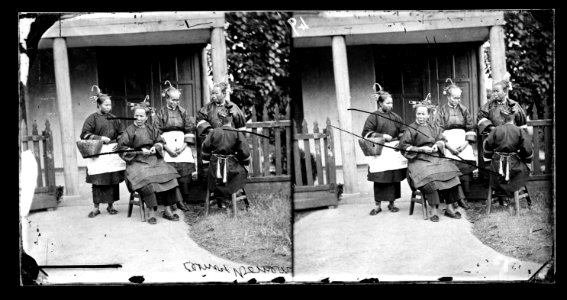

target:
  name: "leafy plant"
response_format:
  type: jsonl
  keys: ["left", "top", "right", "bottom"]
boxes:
{"left": 486, "top": 10, "right": 554, "bottom": 119}
{"left": 224, "top": 12, "right": 292, "bottom": 121}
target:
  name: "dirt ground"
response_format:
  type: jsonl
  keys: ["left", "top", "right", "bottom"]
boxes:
{"left": 183, "top": 194, "right": 292, "bottom": 269}
{"left": 466, "top": 192, "right": 554, "bottom": 265}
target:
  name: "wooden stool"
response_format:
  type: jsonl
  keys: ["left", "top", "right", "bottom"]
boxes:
{"left": 409, "top": 189, "right": 429, "bottom": 220}
{"left": 486, "top": 185, "right": 529, "bottom": 216}
{"left": 127, "top": 192, "right": 146, "bottom": 222}
{"left": 204, "top": 187, "right": 247, "bottom": 218}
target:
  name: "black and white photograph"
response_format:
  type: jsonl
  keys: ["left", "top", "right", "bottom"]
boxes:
{"left": 19, "top": 9, "right": 555, "bottom": 285}
{"left": 19, "top": 11, "right": 293, "bottom": 284}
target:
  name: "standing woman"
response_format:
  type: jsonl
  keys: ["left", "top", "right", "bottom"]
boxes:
{"left": 361, "top": 84, "right": 408, "bottom": 215}
{"left": 398, "top": 102, "right": 465, "bottom": 222}
{"left": 435, "top": 80, "right": 477, "bottom": 209}
{"left": 80, "top": 86, "right": 126, "bottom": 218}
{"left": 118, "top": 104, "right": 184, "bottom": 224}
{"left": 196, "top": 81, "right": 247, "bottom": 136}
{"left": 477, "top": 76, "right": 528, "bottom": 135}
{"left": 153, "top": 82, "right": 197, "bottom": 210}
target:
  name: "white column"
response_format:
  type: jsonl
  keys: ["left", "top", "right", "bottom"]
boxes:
{"left": 331, "top": 36, "right": 358, "bottom": 193}
{"left": 211, "top": 27, "right": 228, "bottom": 84}
{"left": 478, "top": 44, "right": 487, "bottom": 106}
{"left": 53, "top": 38, "right": 80, "bottom": 196}
{"left": 201, "top": 46, "right": 211, "bottom": 104}
{"left": 489, "top": 25, "right": 507, "bottom": 83}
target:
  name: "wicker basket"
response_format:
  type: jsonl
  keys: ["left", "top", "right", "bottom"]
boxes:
{"left": 358, "top": 137, "right": 385, "bottom": 156}
{"left": 76, "top": 140, "right": 104, "bottom": 158}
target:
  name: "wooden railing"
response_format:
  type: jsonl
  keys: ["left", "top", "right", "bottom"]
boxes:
{"left": 528, "top": 118, "right": 553, "bottom": 181}
{"left": 244, "top": 103, "right": 292, "bottom": 184}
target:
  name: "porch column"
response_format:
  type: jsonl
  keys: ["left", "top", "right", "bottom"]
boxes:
{"left": 210, "top": 27, "right": 228, "bottom": 85}
{"left": 478, "top": 44, "right": 487, "bottom": 105}
{"left": 53, "top": 38, "right": 80, "bottom": 197}
{"left": 489, "top": 25, "right": 507, "bottom": 83}
{"left": 331, "top": 35, "right": 358, "bottom": 194}
{"left": 201, "top": 46, "right": 211, "bottom": 104}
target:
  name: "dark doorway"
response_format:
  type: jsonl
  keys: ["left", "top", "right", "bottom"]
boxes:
{"left": 96, "top": 45, "right": 204, "bottom": 128}
{"left": 373, "top": 43, "right": 481, "bottom": 126}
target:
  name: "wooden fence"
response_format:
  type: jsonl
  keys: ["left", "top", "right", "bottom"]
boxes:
{"left": 293, "top": 118, "right": 338, "bottom": 210}
{"left": 243, "top": 103, "right": 292, "bottom": 197}
{"left": 19, "top": 119, "right": 61, "bottom": 211}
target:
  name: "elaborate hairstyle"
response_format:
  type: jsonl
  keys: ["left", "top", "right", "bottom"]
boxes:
{"left": 212, "top": 75, "right": 232, "bottom": 95}
{"left": 372, "top": 83, "right": 392, "bottom": 103}
{"left": 129, "top": 95, "right": 154, "bottom": 116}
{"left": 89, "top": 85, "right": 111, "bottom": 106}
{"left": 412, "top": 93, "right": 437, "bottom": 114}
{"left": 494, "top": 72, "right": 513, "bottom": 92}
{"left": 442, "top": 78, "right": 462, "bottom": 96}
{"left": 161, "top": 80, "right": 182, "bottom": 99}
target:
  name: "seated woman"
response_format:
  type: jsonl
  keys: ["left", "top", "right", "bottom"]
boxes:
{"left": 483, "top": 105, "right": 533, "bottom": 206}
{"left": 201, "top": 108, "right": 251, "bottom": 210}
{"left": 399, "top": 103, "right": 465, "bottom": 222}
{"left": 118, "top": 104, "right": 184, "bottom": 224}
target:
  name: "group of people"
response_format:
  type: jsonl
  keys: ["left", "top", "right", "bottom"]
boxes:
{"left": 80, "top": 81, "right": 250, "bottom": 225}
{"left": 362, "top": 79, "right": 533, "bottom": 222}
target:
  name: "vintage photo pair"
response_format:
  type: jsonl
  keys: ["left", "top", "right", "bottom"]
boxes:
{"left": 19, "top": 10, "right": 554, "bottom": 284}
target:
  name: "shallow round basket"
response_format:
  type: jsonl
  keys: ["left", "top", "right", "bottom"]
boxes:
{"left": 76, "top": 140, "right": 104, "bottom": 158}
{"left": 358, "top": 137, "right": 385, "bottom": 156}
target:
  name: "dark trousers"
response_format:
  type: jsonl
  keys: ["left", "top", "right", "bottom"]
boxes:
{"left": 373, "top": 182, "right": 401, "bottom": 205}
{"left": 92, "top": 184, "right": 120, "bottom": 205}
{"left": 138, "top": 185, "right": 182, "bottom": 208}
{"left": 424, "top": 185, "right": 463, "bottom": 206}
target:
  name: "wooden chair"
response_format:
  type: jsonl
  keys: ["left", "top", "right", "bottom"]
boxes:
{"left": 409, "top": 189, "right": 429, "bottom": 220}
{"left": 486, "top": 181, "right": 530, "bottom": 216}
{"left": 127, "top": 191, "right": 146, "bottom": 222}
{"left": 204, "top": 187, "right": 247, "bottom": 218}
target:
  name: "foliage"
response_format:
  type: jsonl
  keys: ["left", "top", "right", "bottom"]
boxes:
{"left": 224, "top": 12, "right": 292, "bottom": 121}
{"left": 502, "top": 10, "right": 554, "bottom": 119}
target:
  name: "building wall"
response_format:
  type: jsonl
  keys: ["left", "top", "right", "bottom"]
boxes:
{"left": 27, "top": 47, "right": 99, "bottom": 175}
{"left": 298, "top": 45, "right": 376, "bottom": 167}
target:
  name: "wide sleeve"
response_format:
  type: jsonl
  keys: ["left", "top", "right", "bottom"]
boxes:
{"left": 183, "top": 112, "right": 197, "bottom": 144}
{"left": 152, "top": 108, "right": 166, "bottom": 134}
{"left": 518, "top": 128, "right": 534, "bottom": 163}
{"left": 398, "top": 127, "right": 418, "bottom": 160}
{"left": 395, "top": 114, "right": 405, "bottom": 140}
{"left": 433, "top": 125, "right": 446, "bottom": 154}
{"left": 117, "top": 129, "right": 136, "bottom": 162}
{"left": 463, "top": 106, "right": 475, "bottom": 132}
{"left": 361, "top": 114, "right": 380, "bottom": 138}
{"left": 112, "top": 119, "right": 125, "bottom": 142}
{"left": 434, "top": 106, "right": 447, "bottom": 131}
{"left": 196, "top": 105, "right": 209, "bottom": 124}
{"left": 230, "top": 104, "right": 247, "bottom": 130}
{"left": 201, "top": 131, "right": 213, "bottom": 163}
{"left": 80, "top": 114, "right": 100, "bottom": 140}
{"left": 482, "top": 130, "right": 497, "bottom": 160}
{"left": 515, "top": 104, "right": 528, "bottom": 128}
{"left": 477, "top": 102, "right": 491, "bottom": 125}
{"left": 236, "top": 132, "right": 251, "bottom": 166}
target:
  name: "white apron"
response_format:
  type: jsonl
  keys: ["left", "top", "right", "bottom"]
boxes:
{"left": 442, "top": 129, "right": 476, "bottom": 161}
{"left": 161, "top": 131, "right": 194, "bottom": 163}
{"left": 85, "top": 143, "right": 126, "bottom": 175}
{"left": 366, "top": 141, "right": 408, "bottom": 173}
